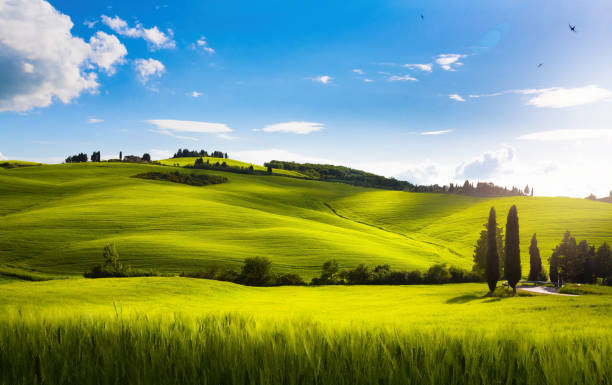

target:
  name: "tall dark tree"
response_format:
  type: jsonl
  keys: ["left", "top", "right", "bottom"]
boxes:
{"left": 528, "top": 233, "right": 544, "bottom": 281}
{"left": 594, "top": 242, "right": 612, "bottom": 279}
{"left": 505, "top": 205, "right": 521, "bottom": 294}
{"left": 486, "top": 207, "right": 499, "bottom": 294}
{"left": 119, "top": 151, "right": 122, "bottom": 161}
{"left": 142, "top": 153, "right": 151, "bottom": 162}
{"left": 524, "top": 185, "right": 530, "bottom": 195}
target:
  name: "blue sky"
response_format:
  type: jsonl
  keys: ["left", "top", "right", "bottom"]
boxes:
{"left": 1, "top": 0, "right": 612, "bottom": 197}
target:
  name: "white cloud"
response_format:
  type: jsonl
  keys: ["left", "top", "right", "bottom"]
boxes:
{"left": 149, "top": 149, "right": 173, "bottom": 160}
{"left": 88, "top": 118, "right": 103, "bottom": 123}
{"left": 470, "top": 85, "right": 612, "bottom": 109}
{"left": 421, "top": 129, "right": 453, "bottom": 136}
{"left": 100, "top": 15, "right": 175, "bottom": 50}
{"left": 394, "top": 162, "right": 440, "bottom": 185}
{"left": 448, "top": 94, "right": 465, "bottom": 102}
{"left": 195, "top": 36, "right": 215, "bottom": 54}
{"left": 403, "top": 63, "right": 432, "bottom": 72}
{"left": 83, "top": 19, "right": 98, "bottom": 28}
{"left": 517, "top": 129, "right": 612, "bottom": 141}
{"left": 88, "top": 31, "right": 127, "bottom": 75}
{"left": 388, "top": 75, "right": 417, "bottom": 82}
{"left": 147, "top": 119, "right": 232, "bottom": 141}
{"left": 260, "top": 121, "right": 324, "bottom": 134}
{"left": 0, "top": 0, "right": 127, "bottom": 112}
{"left": 189, "top": 91, "right": 203, "bottom": 98}
{"left": 525, "top": 85, "right": 612, "bottom": 108}
{"left": 312, "top": 75, "right": 332, "bottom": 84}
{"left": 134, "top": 58, "right": 165, "bottom": 84}
{"left": 0, "top": 152, "right": 7, "bottom": 161}
{"left": 352, "top": 69, "right": 364, "bottom": 75}
{"left": 455, "top": 146, "right": 515, "bottom": 180}
{"left": 436, "top": 54, "right": 466, "bottom": 71}
{"left": 364, "top": 78, "right": 374, "bottom": 83}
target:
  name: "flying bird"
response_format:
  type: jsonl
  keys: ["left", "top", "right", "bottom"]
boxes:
{"left": 569, "top": 23, "right": 576, "bottom": 33}
{"left": 537, "top": 63, "right": 543, "bottom": 68}
{"left": 420, "top": 14, "right": 424, "bottom": 20}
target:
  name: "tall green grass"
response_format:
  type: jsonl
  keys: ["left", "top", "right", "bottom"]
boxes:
{"left": 1, "top": 312, "right": 610, "bottom": 385}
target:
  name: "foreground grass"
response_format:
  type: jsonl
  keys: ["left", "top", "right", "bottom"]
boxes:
{"left": 2, "top": 314, "right": 610, "bottom": 385}
{"left": 1, "top": 278, "right": 611, "bottom": 384}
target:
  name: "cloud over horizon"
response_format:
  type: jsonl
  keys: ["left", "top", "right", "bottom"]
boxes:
{"left": 455, "top": 146, "right": 515, "bottom": 180}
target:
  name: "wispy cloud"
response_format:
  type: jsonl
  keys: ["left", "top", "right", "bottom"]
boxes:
{"left": 0, "top": 152, "right": 7, "bottom": 161}
{"left": 194, "top": 36, "right": 215, "bottom": 54}
{"left": 436, "top": 54, "right": 466, "bottom": 71}
{"left": 352, "top": 69, "right": 364, "bottom": 75}
{"left": 364, "top": 78, "right": 374, "bottom": 83}
{"left": 101, "top": 15, "right": 175, "bottom": 50}
{"left": 517, "top": 129, "right": 612, "bottom": 141}
{"left": 147, "top": 119, "right": 233, "bottom": 141}
{"left": 403, "top": 63, "right": 432, "bottom": 72}
{"left": 189, "top": 91, "right": 203, "bottom": 98}
{"left": 470, "top": 85, "right": 612, "bottom": 108}
{"left": 88, "top": 118, "right": 104, "bottom": 124}
{"left": 312, "top": 75, "right": 332, "bottom": 84}
{"left": 134, "top": 58, "right": 165, "bottom": 84}
{"left": 421, "top": 129, "right": 453, "bottom": 136}
{"left": 448, "top": 94, "right": 465, "bottom": 102}
{"left": 388, "top": 75, "right": 417, "bottom": 82}
{"left": 260, "top": 121, "right": 324, "bottom": 134}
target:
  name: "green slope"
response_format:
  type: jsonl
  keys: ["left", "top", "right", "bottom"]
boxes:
{"left": 1, "top": 162, "right": 612, "bottom": 278}
{"left": 157, "top": 156, "right": 308, "bottom": 177}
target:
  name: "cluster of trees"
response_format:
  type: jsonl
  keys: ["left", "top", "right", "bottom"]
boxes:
{"left": 264, "top": 160, "right": 532, "bottom": 196}
{"left": 189, "top": 158, "right": 256, "bottom": 174}
{"left": 549, "top": 232, "right": 612, "bottom": 285}
{"left": 65, "top": 153, "right": 89, "bottom": 163}
{"left": 450, "top": 181, "right": 531, "bottom": 197}
{"left": 586, "top": 190, "right": 612, "bottom": 204}
{"left": 173, "top": 149, "right": 228, "bottom": 159}
{"left": 181, "top": 257, "right": 305, "bottom": 286}
{"left": 133, "top": 171, "right": 228, "bottom": 186}
{"left": 310, "top": 261, "right": 479, "bottom": 285}
{"left": 84, "top": 244, "right": 159, "bottom": 278}
{"left": 264, "top": 161, "right": 415, "bottom": 190}
{"left": 475, "top": 206, "right": 524, "bottom": 295}
{"left": 182, "top": 258, "right": 479, "bottom": 287}
{"left": 66, "top": 151, "right": 154, "bottom": 163}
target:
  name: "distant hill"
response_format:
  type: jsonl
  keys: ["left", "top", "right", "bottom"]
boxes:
{"left": 1, "top": 161, "right": 612, "bottom": 280}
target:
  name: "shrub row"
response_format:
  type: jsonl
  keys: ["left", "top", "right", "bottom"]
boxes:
{"left": 133, "top": 171, "right": 227, "bottom": 186}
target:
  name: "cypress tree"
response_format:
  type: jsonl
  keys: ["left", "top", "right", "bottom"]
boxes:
{"left": 486, "top": 207, "right": 499, "bottom": 294}
{"left": 505, "top": 205, "right": 521, "bottom": 294}
{"left": 528, "top": 233, "right": 543, "bottom": 281}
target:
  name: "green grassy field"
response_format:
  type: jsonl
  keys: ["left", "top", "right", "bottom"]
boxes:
{"left": 1, "top": 278, "right": 611, "bottom": 384}
{"left": 157, "top": 156, "right": 308, "bottom": 177}
{"left": 1, "top": 161, "right": 612, "bottom": 279}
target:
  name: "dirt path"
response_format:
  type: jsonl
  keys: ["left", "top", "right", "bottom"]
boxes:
{"left": 518, "top": 286, "right": 578, "bottom": 296}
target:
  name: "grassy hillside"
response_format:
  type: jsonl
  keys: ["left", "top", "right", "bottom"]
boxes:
{"left": 1, "top": 161, "right": 612, "bottom": 278}
{"left": 157, "top": 156, "right": 308, "bottom": 177}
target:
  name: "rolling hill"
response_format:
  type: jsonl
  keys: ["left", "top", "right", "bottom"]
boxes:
{"left": 1, "top": 160, "right": 612, "bottom": 279}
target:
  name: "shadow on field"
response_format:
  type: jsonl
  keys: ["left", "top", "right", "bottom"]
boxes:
{"left": 445, "top": 294, "right": 482, "bottom": 304}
